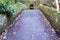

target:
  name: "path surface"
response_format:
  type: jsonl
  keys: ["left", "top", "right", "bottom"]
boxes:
{"left": 5, "top": 10, "right": 58, "bottom": 40}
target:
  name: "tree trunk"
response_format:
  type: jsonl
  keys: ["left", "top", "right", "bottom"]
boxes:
{"left": 14, "top": 0, "right": 17, "bottom": 3}
{"left": 36, "top": 0, "right": 40, "bottom": 5}
{"left": 55, "top": 0, "right": 59, "bottom": 11}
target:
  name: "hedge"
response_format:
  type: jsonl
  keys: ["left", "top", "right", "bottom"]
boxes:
{"left": 38, "top": 4, "right": 60, "bottom": 30}
{"left": 0, "top": 2, "right": 28, "bottom": 34}
{"left": 0, "top": 14, "right": 7, "bottom": 33}
{"left": 7, "top": 2, "right": 28, "bottom": 22}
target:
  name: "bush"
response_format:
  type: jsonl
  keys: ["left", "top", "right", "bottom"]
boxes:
{"left": 38, "top": 4, "right": 58, "bottom": 22}
{"left": 0, "top": 1, "right": 28, "bottom": 34}
{"left": 0, "top": 14, "right": 7, "bottom": 33}
{"left": 0, "top": 2, "right": 28, "bottom": 22}
{"left": 38, "top": 4, "right": 60, "bottom": 30}
{"left": 0, "top": 2, "right": 13, "bottom": 22}
{"left": 7, "top": 2, "right": 28, "bottom": 18}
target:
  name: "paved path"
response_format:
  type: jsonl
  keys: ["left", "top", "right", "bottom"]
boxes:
{"left": 5, "top": 10, "right": 58, "bottom": 40}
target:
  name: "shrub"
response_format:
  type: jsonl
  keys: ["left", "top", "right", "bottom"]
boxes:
{"left": 7, "top": 2, "right": 28, "bottom": 18}
{"left": 0, "top": 2, "right": 28, "bottom": 22}
{"left": 0, "top": 14, "right": 7, "bottom": 34}
{"left": 38, "top": 4, "right": 59, "bottom": 22}
{"left": 0, "top": 1, "right": 28, "bottom": 34}
{"left": 38, "top": 4, "right": 60, "bottom": 30}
